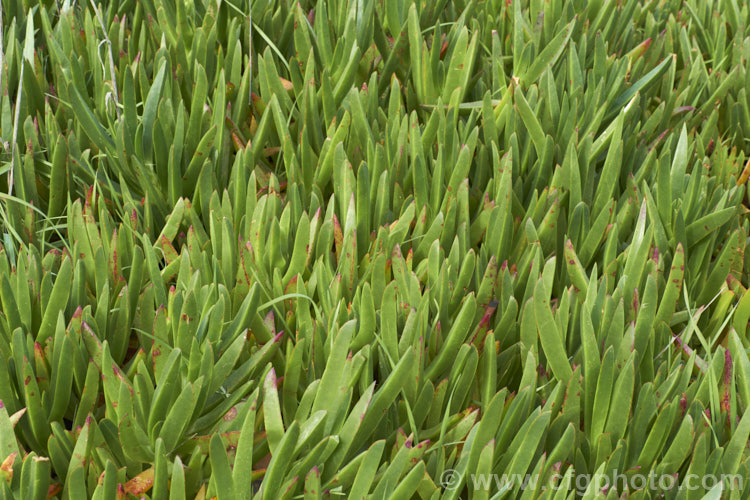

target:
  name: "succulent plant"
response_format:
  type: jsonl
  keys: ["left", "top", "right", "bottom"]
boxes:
{"left": 1, "top": 0, "right": 750, "bottom": 498}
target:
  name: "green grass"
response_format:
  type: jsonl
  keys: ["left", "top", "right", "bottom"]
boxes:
{"left": 1, "top": 0, "right": 750, "bottom": 498}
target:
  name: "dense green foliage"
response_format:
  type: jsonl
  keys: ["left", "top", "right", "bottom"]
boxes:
{"left": 1, "top": 0, "right": 750, "bottom": 498}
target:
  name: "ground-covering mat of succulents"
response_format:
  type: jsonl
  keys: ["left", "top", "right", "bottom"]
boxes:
{"left": 1, "top": 0, "right": 750, "bottom": 498}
